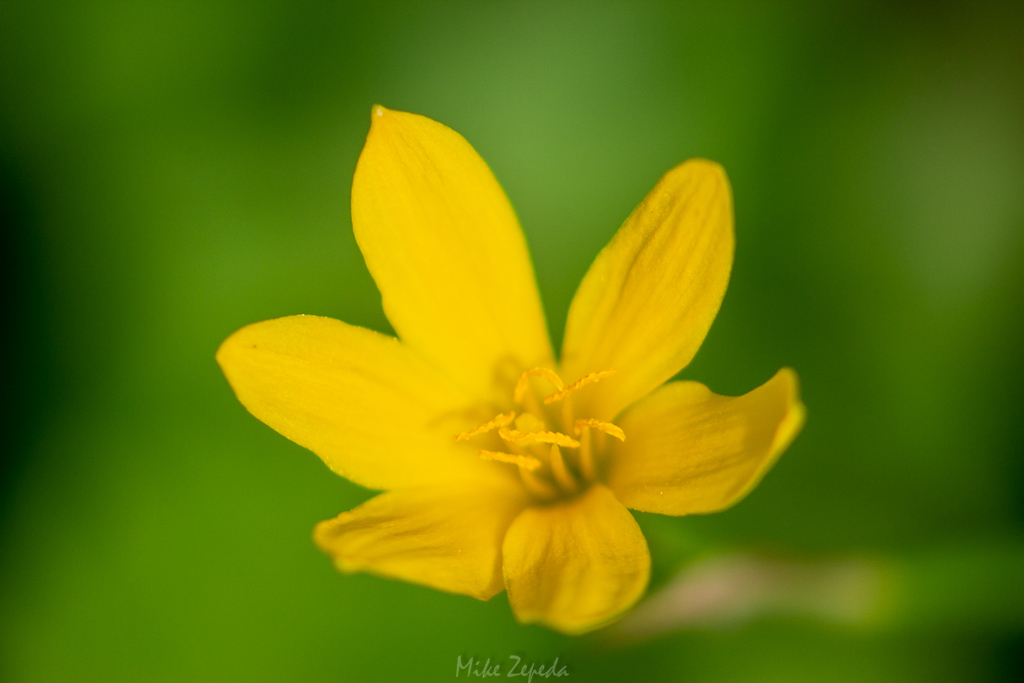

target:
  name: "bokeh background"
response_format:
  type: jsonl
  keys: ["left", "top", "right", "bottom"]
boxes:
{"left": 2, "top": 1, "right": 1023, "bottom": 681}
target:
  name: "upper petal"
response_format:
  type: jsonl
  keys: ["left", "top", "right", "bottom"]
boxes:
{"left": 560, "top": 160, "right": 734, "bottom": 420}
{"left": 607, "top": 368, "right": 805, "bottom": 515}
{"left": 315, "top": 476, "right": 530, "bottom": 600}
{"left": 502, "top": 484, "right": 651, "bottom": 634}
{"left": 216, "top": 314, "right": 486, "bottom": 490}
{"left": 351, "top": 106, "right": 553, "bottom": 400}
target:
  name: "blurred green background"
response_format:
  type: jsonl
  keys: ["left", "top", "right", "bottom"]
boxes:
{"left": 2, "top": 1, "right": 1023, "bottom": 681}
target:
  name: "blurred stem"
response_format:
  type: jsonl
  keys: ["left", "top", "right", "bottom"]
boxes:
{"left": 611, "top": 531, "right": 1024, "bottom": 643}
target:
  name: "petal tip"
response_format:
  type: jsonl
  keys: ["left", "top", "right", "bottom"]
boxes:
{"left": 676, "top": 157, "right": 729, "bottom": 189}
{"left": 686, "top": 157, "right": 725, "bottom": 171}
{"left": 769, "top": 367, "right": 806, "bottom": 456}
{"left": 368, "top": 104, "right": 399, "bottom": 132}
{"left": 775, "top": 365, "right": 800, "bottom": 390}
{"left": 214, "top": 338, "right": 230, "bottom": 368}
{"left": 214, "top": 327, "right": 247, "bottom": 372}
{"left": 775, "top": 366, "right": 805, "bottom": 409}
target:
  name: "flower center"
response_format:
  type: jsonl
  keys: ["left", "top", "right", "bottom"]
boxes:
{"left": 454, "top": 367, "right": 624, "bottom": 501}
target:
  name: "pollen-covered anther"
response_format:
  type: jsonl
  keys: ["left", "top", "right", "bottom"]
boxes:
{"left": 513, "top": 367, "right": 564, "bottom": 404}
{"left": 477, "top": 449, "right": 542, "bottom": 471}
{"left": 498, "top": 427, "right": 580, "bottom": 449}
{"left": 574, "top": 418, "right": 626, "bottom": 441}
{"left": 454, "top": 411, "right": 515, "bottom": 441}
{"left": 543, "top": 369, "right": 616, "bottom": 404}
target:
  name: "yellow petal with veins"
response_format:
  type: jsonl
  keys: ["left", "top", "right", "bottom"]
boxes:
{"left": 560, "top": 159, "right": 734, "bottom": 420}
{"left": 315, "top": 478, "right": 530, "bottom": 600}
{"left": 607, "top": 368, "right": 805, "bottom": 515}
{"left": 352, "top": 106, "right": 553, "bottom": 400}
{"left": 216, "top": 314, "right": 486, "bottom": 490}
{"left": 502, "top": 484, "right": 650, "bottom": 634}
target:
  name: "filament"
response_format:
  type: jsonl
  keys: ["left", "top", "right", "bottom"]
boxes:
{"left": 548, "top": 444, "right": 578, "bottom": 493}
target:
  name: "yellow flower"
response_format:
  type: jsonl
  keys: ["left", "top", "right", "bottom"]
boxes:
{"left": 216, "top": 106, "right": 805, "bottom": 635}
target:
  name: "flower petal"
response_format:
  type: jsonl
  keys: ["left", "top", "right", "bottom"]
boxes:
{"left": 502, "top": 484, "right": 650, "bottom": 634}
{"left": 314, "top": 478, "right": 530, "bottom": 600}
{"left": 352, "top": 106, "right": 553, "bottom": 399}
{"left": 607, "top": 368, "right": 805, "bottom": 515}
{"left": 560, "top": 159, "right": 734, "bottom": 420}
{"left": 217, "top": 314, "right": 485, "bottom": 490}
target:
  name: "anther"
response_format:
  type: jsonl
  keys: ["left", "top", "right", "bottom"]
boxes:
{"left": 574, "top": 418, "right": 626, "bottom": 441}
{"left": 543, "top": 370, "right": 616, "bottom": 404}
{"left": 498, "top": 427, "right": 580, "bottom": 449}
{"left": 454, "top": 411, "right": 515, "bottom": 441}
{"left": 477, "top": 449, "right": 542, "bottom": 471}
{"left": 513, "top": 367, "right": 564, "bottom": 404}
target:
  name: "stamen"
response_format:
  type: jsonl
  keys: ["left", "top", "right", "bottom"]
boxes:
{"left": 543, "top": 370, "right": 616, "bottom": 404}
{"left": 513, "top": 367, "right": 564, "bottom": 403}
{"left": 462, "top": 366, "right": 624, "bottom": 501}
{"left": 454, "top": 411, "right": 515, "bottom": 441}
{"left": 478, "top": 449, "right": 542, "bottom": 471}
{"left": 574, "top": 418, "right": 626, "bottom": 441}
{"left": 548, "top": 444, "right": 578, "bottom": 493}
{"left": 498, "top": 427, "right": 580, "bottom": 449}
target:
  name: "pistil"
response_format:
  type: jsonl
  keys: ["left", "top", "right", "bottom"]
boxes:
{"left": 453, "top": 366, "right": 623, "bottom": 502}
